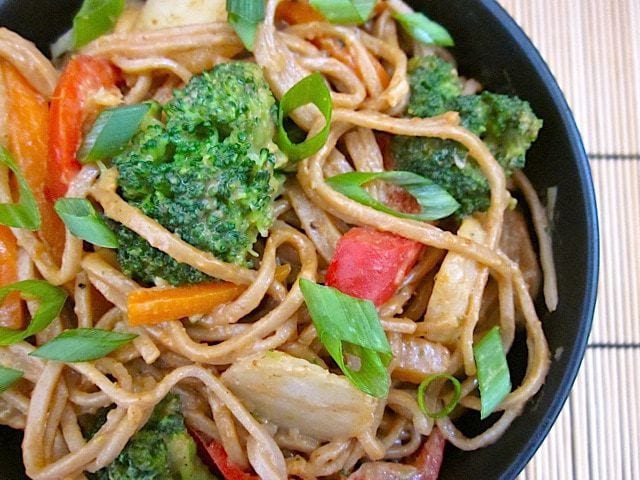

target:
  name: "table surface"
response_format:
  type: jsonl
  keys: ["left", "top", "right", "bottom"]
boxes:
{"left": 495, "top": 1, "right": 640, "bottom": 478}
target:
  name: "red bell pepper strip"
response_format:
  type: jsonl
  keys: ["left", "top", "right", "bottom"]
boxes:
{"left": 189, "top": 429, "right": 258, "bottom": 480}
{"left": 326, "top": 227, "right": 424, "bottom": 306}
{"left": 47, "top": 55, "right": 120, "bottom": 200}
{"left": 413, "top": 428, "right": 446, "bottom": 480}
{"left": 0, "top": 227, "right": 22, "bottom": 329}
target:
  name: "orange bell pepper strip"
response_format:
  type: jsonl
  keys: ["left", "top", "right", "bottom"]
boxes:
{"left": 47, "top": 55, "right": 120, "bottom": 200}
{"left": 127, "top": 264, "right": 292, "bottom": 327}
{"left": 0, "top": 61, "right": 66, "bottom": 261}
{"left": 275, "top": 0, "right": 325, "bottom": 25}
{"left": 0, "top": 227, "right": 22, "bottom": 329}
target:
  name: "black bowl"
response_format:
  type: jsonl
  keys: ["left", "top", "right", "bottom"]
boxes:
{"left": 0, "top": 1, "right": 598, "bottom": 479}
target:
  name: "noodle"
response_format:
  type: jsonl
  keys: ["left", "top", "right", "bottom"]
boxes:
{"left": 0, "top": 1, "right": 558, "bottom": 478}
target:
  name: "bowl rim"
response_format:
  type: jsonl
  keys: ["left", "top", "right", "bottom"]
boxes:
{"left": 475, "top": 0, "right": 599, "bottom": 477}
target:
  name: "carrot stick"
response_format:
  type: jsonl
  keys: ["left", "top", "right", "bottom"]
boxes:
{"left": 276, "top": 0, "right": 325, "bottom": 25}
{"left": 127, "top": 264, "right": 292, "bottom": 327}
{"left": 0, "top": 227, "right": 23, "bottom": 329}
{"left": 0, "top": 61, "right": 66, "bottom": 262}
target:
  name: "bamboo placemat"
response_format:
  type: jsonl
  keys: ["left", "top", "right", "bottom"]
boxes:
{"left": 496, "top": 1, "right": 640, "bottom": 478}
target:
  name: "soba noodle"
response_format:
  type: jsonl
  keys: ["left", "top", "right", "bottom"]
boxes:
{"left": 0, "top": 1, "right": 557, "bottom": 478}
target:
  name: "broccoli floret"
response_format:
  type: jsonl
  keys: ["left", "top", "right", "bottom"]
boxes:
{"left": 393, "top": 56, "right": 542, "bottom": 217}
{"left": 113, "top": 62, "right": 285, "bottom": 286}
{"left": 88, "top": 395, "right": 217, "bottom": 480}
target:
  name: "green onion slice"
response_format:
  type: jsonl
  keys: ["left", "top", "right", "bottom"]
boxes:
{"left": 310, "top": 0, "right": 376, "bottom": 24}
{"left": 474, "top": 326, "right": 512, "bottom": 419}
{"left": 0, "top": 281, "right": 68, "bottom": 346}
{"left": 226, "top": 0, "right": 265, "bottom": 51}
{"left": 0, "top": 146, "right": 41, "bottom": 230}
{"left": 78, "top": 103, "right": 153, "bottom": 164}
{"left": 54, "top": 198, "right": 118, "bottom": 248}
{"left": 393, "top": 12, "right": 454, "bottom": 47}
{"left": 276, "top": 73, "right": 332, "bottom": 163}
{"left": 326, "top": 170, "right": 459, "bottom": 221}
{"left": 299, "top": 279, "right": 392, "bottom": 398}
{"left": 73, "top": 0, "right": 125, "bottom": 48}
{"left": 0, "top": 366, "right": 24, "bottom": 393}
{"left": 417, "top": 373, "right": 462, "bottom": 419}
{"left": 30, "top": 328, "right": 138, "bottom": 362}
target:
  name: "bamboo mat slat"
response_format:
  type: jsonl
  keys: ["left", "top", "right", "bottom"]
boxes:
{"left": 497, "top": 0, "right": 640, "bottom": 478}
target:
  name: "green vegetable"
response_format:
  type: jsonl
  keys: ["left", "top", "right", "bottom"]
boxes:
{"left": 73, "top": 0, "right": 125, "bottom": 48}
{"left": 0, "top": 366, "right": 23, "bottom": 393}
{"left": 79, "top": 103, "right": 155, "bottom": 164}
{"left": 276, "top": 72, "right": 332, "bottom": 162}
{"left": 30, "top": 328, "right": 137, "bottom": 362}
{"left": 89, "top": 395, "right": 217, "bottom": 480}
{"left": 0, "top": 146, "right": 40, "bottom": 230}
{"left": 393, "top": 12, "right": 454, "bottom": 47}
{"left": 226, "top": 0, "right": 265, "bottom": 51}
{"left": 391, "top": 56, "right": 542, "bottom": 216}
{"left": 114, "top": 62, "right": 285, "bottom": 286}
{"left": 299, "top": 279, "right": 392, "bottom": 398}
{"left": 309, "top": 0, "right": 376, "bottom": 24}
{"left": 0, "top": 281, "right": 68, "bottom": 346}
{"left": 54, "top": 198, "right": 118, "bottom": 248}
{"left": 417, "top": 373, "right": 461, "bottom": 419}
{"left": 473, "top": 326, "right": 511, "bottom": 419}
{"left": 326, "top": 170, "right": 459, "bottom": 221}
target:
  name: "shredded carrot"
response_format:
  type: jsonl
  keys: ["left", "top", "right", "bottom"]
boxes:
{"left": 0, "top": 227, "right": 23, "bottom": 329}
{"left": 127, "top": 264, "right": 293, "bottom": 327}
{"left": 275, "top": 0, "right": 325, "bottom": 25}
{"left": 0, "top": 61, "right": 66, "bottom": 262}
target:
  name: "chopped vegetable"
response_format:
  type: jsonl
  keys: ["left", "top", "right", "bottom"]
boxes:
{"left": 0, "top": 227, "right": 22, "bottom": 330}
{"left": 190, "top": 430, "right": 258, "bottom": 480}
{"left": 127, "top": 282, "right": 245, "bottom": 327}
{"left": 391, "top": 336, "right": 450, "bottom": 384}
{"left": 226, "top": 0, "right": 265, "bottom": 51}
{"left": 276, "top": 72, "right": 332, "bottom": 162}
{"left": 326, "top": 170, "right": 460, "bottom": 221}
{"left": 30, "top": 328, "right": 137, "bottom": 362}
{"left": 417, "top": 373, "right": 461, "bottom": 419}
{"left": 47, "top": 55, "right": 120, "bottom": 200}
{"left": 413, "top": 428, "right": 446, "bottom": 480}
{"left": 325, "top": 227, "right": 423, "bottom": 306}
{"left": 78, "top": 103, "right": 154, "bottom": 164}
{"left": 0, "top": 146, "right": 40, "bottom": 230}
{"left": 73, "top": 0, "right": 125, "bottom": 48}
{"left": 54, "top": 198, "right": 118, "bottom": 248}
{"left": 0, "top": 281, "right": 68, "bottom": 346}
{"left": 136, "top": 0, "right": 228, "bottom": 31}
{"left": 1, "top": 61, "right": 66, "bottom": 259}
{"left": 299, "top": 279, "right": 392, "bottom": 398}
{"left": 309, "top": 0, "right": 375, "bottom": 24}
{"left": 0, "top": 366, "right": 23, "bottom": 394}
{"left": 424, "top": 217, "right": 486, "bottom": 344}
{"left": 114, "top": 62, "right": 284, "bottom": 286}
{"left": 221, "top": 351, "right": 376, "bottom": 440}
{"left": 393, "top": 12, "right": 454, "bottom": 47}
{"left": 275, "top": 0, "right": 325, "bottom": 25}
{"left": 474, "top": 326, "right": 511, "bottom": 419}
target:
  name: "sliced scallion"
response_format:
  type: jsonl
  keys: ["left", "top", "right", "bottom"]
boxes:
{"left": 417, "top": 373, "right": 462, "bottom": 419}
{"left": 309, "top": 0, "right": 376, "bottom": 24}
{"left": 226, "top": 0, "right": 265, "bottom": 51}
{"left": 276, "top": 73, "right": 332, "bottom": 163}
{"left": 54, "top": 198, "right": 118, "bottom": 248}
{"left": 474, "top": 326, "right": 512, "bottom": 419}
{"left": 30, "top": 328, "right": 138, "bottom": 362}
{"left": 73, "top": 0, "right": 125, "bottom": 48}
{"left": 393, "top": 12, "right": 454, "bottom": 47}
{"left": 0, "top": 366, "right": 23, "bottom": 393}
{"left": 0, "top": 281, "right": 68, "bottom": 346}
{"left": 78, "top": 103, "right": 153, "bottom": 164}
{"left": 299, "top": 279, "right": 392, "bottom": 398}
{"left": 325, "top": 170, "right": 460, "bottom": 221}
{"left": 0, "top": 146, "right": 41, "bottom": 230}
